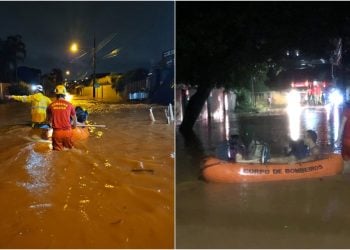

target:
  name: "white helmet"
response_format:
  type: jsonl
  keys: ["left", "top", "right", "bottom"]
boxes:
{"left": 36, "top": 85, "right": 43, "bottom": 92}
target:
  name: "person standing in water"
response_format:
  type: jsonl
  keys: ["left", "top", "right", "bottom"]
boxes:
{"left": 46, "top": 85, "right": 77, "bottom": 151}
{"left": 6, "top": 85, "right": 52, "bottom": 128}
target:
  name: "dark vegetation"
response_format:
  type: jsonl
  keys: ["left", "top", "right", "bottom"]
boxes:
{"left": 177, "top": 2, "right": 350, "bottom": 133}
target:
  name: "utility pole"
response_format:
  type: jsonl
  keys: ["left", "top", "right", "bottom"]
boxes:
{"left": 93, "top": 34, "right": 96, "bottom": 98}
{"left": 251, "top": 77, "right": 256, "bottom": 107}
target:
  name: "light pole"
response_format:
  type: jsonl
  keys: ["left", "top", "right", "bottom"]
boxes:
{"left": 70, "top": 35, "right": 97, "bottom": 98}
{"left": 92, "top": 34, "right": 96, "bottom": 98}
{"left": 64, "top": 70, "right": 70, "bottom": 85}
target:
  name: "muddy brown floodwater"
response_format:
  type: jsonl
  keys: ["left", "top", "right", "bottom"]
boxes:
{"left": 0, "top": 97, "right": 174, "bottom": 248}
{"left": 177, "top": 106, "right": 350, "bottom": 249}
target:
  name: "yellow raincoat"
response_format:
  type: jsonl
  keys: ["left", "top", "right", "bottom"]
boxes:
{"left": 11, "top": 93, "right": 52, "bottom": 123}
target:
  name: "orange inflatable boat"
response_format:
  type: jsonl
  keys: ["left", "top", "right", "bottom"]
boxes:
{"left": 71, "top": 127, "right": 89, "bottom": 142}
{"left": 202, "top": 154, "right": 344, "bottom": 183}
{"left": 30, "top": 127, "right": 89, "bottom": 143}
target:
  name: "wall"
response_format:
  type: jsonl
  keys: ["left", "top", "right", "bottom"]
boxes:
{"left": 81, "top": 85, "right": 123, "bottom": 102}
{"left": 0, "top": 83, "right": 11, "bottom": 99}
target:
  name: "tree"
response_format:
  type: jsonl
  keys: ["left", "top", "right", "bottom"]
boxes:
{"left": 177, "top": 3, "right": 271, "bottom": 134}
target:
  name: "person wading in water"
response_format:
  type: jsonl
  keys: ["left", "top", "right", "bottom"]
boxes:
{"left": 6, "top": 85, "right": 52, "bottom": 128}
{"left": 46, "top": 85, "right": 77, "bottom": 151}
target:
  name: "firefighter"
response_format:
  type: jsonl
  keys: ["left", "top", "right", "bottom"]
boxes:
{"left": 46, "top": 85, "right": 77, "bottom": 151}
{"left": 6, "top": 85, "right": 52, "bottom": 128}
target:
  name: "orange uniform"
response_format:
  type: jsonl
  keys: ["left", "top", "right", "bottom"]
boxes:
{"left": 47, "top": 99, "right": 76, "bottom": 151}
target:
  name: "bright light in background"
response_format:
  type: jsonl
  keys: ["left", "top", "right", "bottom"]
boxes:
{"left": 287, "top": 90, "right": 302, "bottom": 140}
{"left": 287, "top": 89, "right": 301, "bottom": 106}
{"left": 31, "top": 85, "right": 38, "bottom": 91}
{"left": 224, "top": 112, "right": 230, "bottom": 141}
{"left": 212, "top": 94, "right": 224, "bottom": 121}
{"left": 325, "top": 103, "right": 331, "bottom": 121}
{"left": 328, "top": 88, "right": 344, "bottom": 106}
{"left": 65, "top": 93, "right": 73, "bottom": 102}
{"left": 224, "top": 93, "right": 229, "bottom": 111}
{"left": 325, "top": 102, "right": 340, "bottom": 143}
{"left": 66, "top": 70, "right": 70, "bottom": 75}
{"left": 333, "top": 106, "right": 340, "bottom": 141}
{"left": 70, "top": 43, "right": 78, "bottom": 53}
{"left": 304, "top": 109, "right": 317, "bottom": 130}
{"left": 288, "top": 110, "right": 301, "bottom": 141}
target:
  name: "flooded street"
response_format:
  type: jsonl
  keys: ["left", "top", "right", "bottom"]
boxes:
{"left": 176, "top": 105, "right": 350, "bottom": 248}
{"left": 0, "top": 98, "right": 174, "bottom": 248}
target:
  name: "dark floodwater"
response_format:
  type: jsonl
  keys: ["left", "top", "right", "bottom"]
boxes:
{"left": 176, "top": 105, "right": 350, "bottom": 249}
{"left": 0, "top": 98, "right": 174, "bottom": 248}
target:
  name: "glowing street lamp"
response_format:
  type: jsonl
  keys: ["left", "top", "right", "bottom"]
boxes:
{"left": 69, "top": 37, "right": 97, "bottom": 98}
{"left": 70, "top": 43, "right": 78, "bottom": 53}
{"left": 66, "top": 70, "right": 70, "bottom": 75}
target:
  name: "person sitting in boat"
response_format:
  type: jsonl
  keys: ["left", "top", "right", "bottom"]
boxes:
{"left": 303, "top": 129, "right": 320, "bottom": 160}
{"left": 239, "top": 128, "right": 268, "bottom": 161}
{"left": 285, "top": 139, "right": 309, "bottom": 160}
{"left": 287, "top": 130, "right": 320, "bottom": 160}
{"left": 75, "top": 106, "right": 88, "bottom": 126}
{"left": 237, "top": 141, "right": 270, "bottom": 163}
{"left": 229, "top": 133, "right": 270, "bottom": 163}
{"left": 228, "top": 134, "right": 246, "bottom": 161}
{"left": 272, "top": 130, "right": 320, "bottom": 163}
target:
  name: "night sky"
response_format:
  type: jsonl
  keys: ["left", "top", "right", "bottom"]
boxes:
{"left": 0, "top": 1, "right": 174, "bottom": 78}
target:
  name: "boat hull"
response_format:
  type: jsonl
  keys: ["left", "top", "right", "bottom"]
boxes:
{"left": 202, "top": 154, "right": 344, "bottom": 183}
{"left": 30, "top": 127, "right": 89, "bottom": 143}
{"left": 71, "top": 127, "right": 89, "bottom": 142}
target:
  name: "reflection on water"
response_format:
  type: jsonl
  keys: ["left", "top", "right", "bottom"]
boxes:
{"left": 287, "top": 94, "right": 302, "bottom": 140}
{"left": 0, "top": 99, "right": 174, "bottom": 248}
{"left": 177, "top": 106, "right": 350, "bottom": 248}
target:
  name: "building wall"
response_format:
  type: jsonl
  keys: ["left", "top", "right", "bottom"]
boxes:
{"left": 81, "top": 85, "right": 123, "bottom": 101}
{"left": 0, "top": 83, "right": 11, "bottom": 99}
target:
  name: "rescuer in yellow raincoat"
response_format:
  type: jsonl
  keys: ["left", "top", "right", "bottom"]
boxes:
{"left": 6, "top": 85, "right": 52, "bottom": 128}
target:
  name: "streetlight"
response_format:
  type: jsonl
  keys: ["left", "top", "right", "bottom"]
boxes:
{"left": 69, "top": 35, "right": 97, "bottom": 98}
{"left": 70, "top": 43, "right": 78, "bottom": 53}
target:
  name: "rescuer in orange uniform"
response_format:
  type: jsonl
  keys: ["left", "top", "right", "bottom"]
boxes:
{"left": 47, "top": 85, "right": 77, "bottom": 151}
{"left": 6, "top": 85, "right": 52, "bottom": 128}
